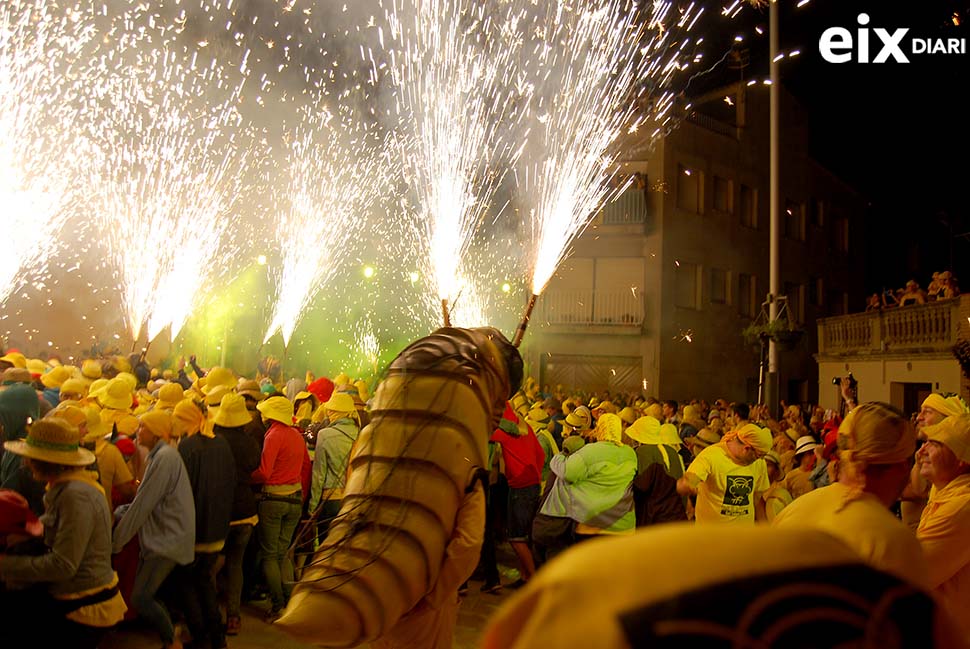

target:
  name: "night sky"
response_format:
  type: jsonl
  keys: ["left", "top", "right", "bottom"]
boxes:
{"left": 690, "top": 0, "right": 970, "bottom": 297}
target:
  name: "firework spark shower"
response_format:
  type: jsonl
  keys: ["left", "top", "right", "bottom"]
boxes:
{"left": 387, "top": 0, "right": 528, "bottom": 325}
{"left": 0, "top": 0, "right": 95, "bottom": 306}
{"left": 82, "top": 16, "right": 251, "bottom": 343}
{"left": 519, "top": 0, "right": 705, "bottom": 296}
{"left": 263, "top": 102, "right": 388, "bottom": 347}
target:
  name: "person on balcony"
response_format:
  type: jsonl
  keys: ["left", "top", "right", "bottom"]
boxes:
{"left": 898, "top": 280, "right": 926, "bottom": 307}
{"left": 940, "top": 271, "right": 960, "bottom": 299}
{"left": 865, "top": 293, "right": 882, "bottom": 312}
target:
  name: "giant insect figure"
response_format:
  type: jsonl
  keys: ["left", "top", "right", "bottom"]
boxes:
{"left": 276, "top": 326, "right": 523, "bottom": 646}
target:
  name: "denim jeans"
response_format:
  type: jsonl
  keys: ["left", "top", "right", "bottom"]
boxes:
{"left": 132, "top": 555, "right": 178, "bottom": 643}
{"left": 173, "top": 552, "right": 225, "bottom": 649}
{"left": 223, "top": 524, "right": 253, "bottom": 617}
{"left": 257, "top": 495, "right": 303, "bottom": 610}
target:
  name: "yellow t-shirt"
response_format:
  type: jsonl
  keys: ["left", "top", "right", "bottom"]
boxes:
{"left": 784, "top": 467, "right": 815, "bottom": 499}
{"left": 95, "top": 439, "right": 133, "bottom": 511}
{"left": 686, "top": 444, "right": 769, "bottom": 524}
{"left": 773, "top": 482, "right": 929, "bottom": 589}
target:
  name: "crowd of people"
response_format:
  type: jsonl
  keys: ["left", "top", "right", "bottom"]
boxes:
{"left": 0, "top": 347, "right": 968, "bottom": 647}
{"left": 867, "top": 270, "right": 961, "bottom": 311}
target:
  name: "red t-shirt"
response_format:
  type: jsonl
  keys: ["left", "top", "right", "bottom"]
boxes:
{"left": 490, "top": 426, "right": 545, "bottom": 489}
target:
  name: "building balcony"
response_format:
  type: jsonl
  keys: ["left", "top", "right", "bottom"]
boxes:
{"left": 817, "top": 296, "right": 965, "bottom": 359}
{"left": 537, "top": 289, "right": 644, "bottom": 334}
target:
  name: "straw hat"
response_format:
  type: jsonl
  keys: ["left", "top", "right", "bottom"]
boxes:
{"left": 3, "top": 418, "right": 94, "bottom": 466}
{"left": 213, "top": 393, "right": 252, "bottom": 428}
{"left": 794, "top": 435, "right": 820, "bottom": 457}
{"left": 257, "top": 396, "right": 294, "bottom": 425}
{"left": 2, "top": 368, "right": 33, "bottom": 385}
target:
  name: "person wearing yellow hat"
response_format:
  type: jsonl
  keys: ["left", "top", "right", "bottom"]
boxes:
{"left": 58, "top": 377, "right": 88, "bottom": 403}
{"left": 903, "top": 394, "right": 970, "bottom": 531}
{"left": 916, "top": 413, "right": 970, "bottom": 634}
{"left": 677, "top": 422, "right": 772, "bottom": 524}
{"left": 253, "top": 395, "right": 311, "bottom": 620}
{"left": 76, "top": 404, "right": 135, "bottom": 512}
{"left": 293, "top": 391, "right": 318, "bottom": 428}
{"left": 307, "top": 392, "right": 360, "bottom": 546}
{"left": 170, "top": 397, "right": 236, "bottom": 649}
{"left": 563, "top": 405, "right": 592, "bottom": 446}
{"left": 644, "top": 402, "right": 663, "bottom": 421}
{"left": 39, "top": 364, "right": 73, "bottom": 407}
{"left": 25, "top": 358, "right": 47, "bottom": 379}
{"left": 210, "top": 392, "right": 261, "bottom": 636}
{"left": 153, "top": 382, "right": 184, "bottom": 412}
{"left": 773, "top": 402, "right": 927, "bottom": 590}
{"left": 526, "top": 405, "right": 558, "bottom": 489}
{"left": 0, "top": 351, "right": 27, "bottom": 370}
{"left": 536, "top": 413, "right": 636, "bottom": 554}
{"left": 0, "top": 418, "right": 128, "bottom": 646}
{"left": 113, "top": 410, "right": 195, "bottom": 649}
{"left": 625, "top": 416, "right": 688, "bottom": 527}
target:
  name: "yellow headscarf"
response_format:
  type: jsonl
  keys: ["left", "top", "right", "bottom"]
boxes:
{"left": 594, "top": 413, "right": 623, "bottom": 444}
{"left": 722, "top": 423, "right": 773, "bottom": 454}
{"left": 921, "top": 394, "right": 969, "bottom": 419}
{"left": 838, "top": 402, "right": 915, "bottom": 508}
{"left": 173, "top": 399, "right": 211, "bottom": 438}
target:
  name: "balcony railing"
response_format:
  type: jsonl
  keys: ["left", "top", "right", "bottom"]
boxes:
{"left": 538, "top": 290, "right": 644, "bottom": 327}
{"left": 817, "top": 297, "right": 962, "bottom": 356}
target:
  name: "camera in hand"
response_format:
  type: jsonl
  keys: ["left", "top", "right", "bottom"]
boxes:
{"left": 831, "top": 372, "right": 856, "bottom": 387}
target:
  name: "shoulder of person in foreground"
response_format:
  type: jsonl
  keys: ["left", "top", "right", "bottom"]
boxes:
{"left": 481, "top": 522, "right": 964, "bottom": 649}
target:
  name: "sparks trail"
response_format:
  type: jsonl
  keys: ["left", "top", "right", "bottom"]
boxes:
{"left": 0, "top": 0, "right": 96, "bottom": 305}
{"left": 263, "top": 100, "right": 388, "bottom": 346}
{"left": 81, "top": 9, "right": 251, "bottom": 343}
{"left": 388, "top": 0, "right": 529, "bottom": 329}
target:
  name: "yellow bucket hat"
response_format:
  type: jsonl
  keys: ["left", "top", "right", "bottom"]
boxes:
{"left": 81, "top": 359, "right": 102, "bottom": 379}
{"left": 257, "top": 396, "right": 294, "bottom": 425}
{"left": 95, "top": 378, "right": 134, "bottom": 411}
{"left": 0, "top": 352, "right": 27, "bottom": 369}
{"left": 41, "top": 365, "right": 72, "bottom": 389}
{"left": 58, "top": 378, "right": 88, "bottom": 399}
{"left": 626, "top": 416, "right": 662, "bottom": 445}
{"left": 155, "top": 382, "right": 185, "bottom": 411}
{"left": 213, "top": 392, "right": 252, "bottom": 428}
{"left": 618, "top": 407, "right": 637, "bottom": 425}
{"left": 26, "top": 359, "right": 47, "bottom": 377}
{"left": 322, "top": 392, "right": 356, "bottom": 417}
{"left": 202, "top": 367, "right": 237, "bottom": 395}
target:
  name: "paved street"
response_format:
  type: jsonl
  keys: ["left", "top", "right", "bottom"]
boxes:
{"left": 102, "top": 548, "right": 520, "bottom": 649}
